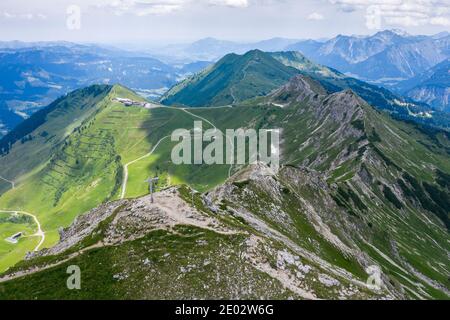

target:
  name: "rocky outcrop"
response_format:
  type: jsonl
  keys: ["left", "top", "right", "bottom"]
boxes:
{"left": 269, "top": 75, "right": 326, "bottom": 105}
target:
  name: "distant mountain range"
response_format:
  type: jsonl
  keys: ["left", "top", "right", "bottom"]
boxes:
{"left": 400, "top": 59, "right": 450, "bottom": 112}
{"left": 286, "top": 30, "right": 449, "bottom": 86}
{"left": 149, "top": 31, "right": 449, "bottom": 85}
{"left": 149, "top": 37, "right": 302, "bottom": 62}
{"left": 0, "top": 42, "right": 208, "bottom": 136}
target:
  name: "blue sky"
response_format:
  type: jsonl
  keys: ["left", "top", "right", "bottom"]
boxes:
{"left": 0, "top": 0, "right": 449, "bottom": 43}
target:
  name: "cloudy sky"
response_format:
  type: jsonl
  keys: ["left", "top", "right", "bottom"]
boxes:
{"left": 0, "top": 0, "right": 449, "bottom": 44}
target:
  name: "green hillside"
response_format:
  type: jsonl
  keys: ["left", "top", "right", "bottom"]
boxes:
{"left": 0, "top": 84, "right": 270, "bottom": 272}
{"left": 160, "top": 50, "right": 299, "bottom": 107}
{"left": 0, "top": 77, "right": 449, "bottom": 299}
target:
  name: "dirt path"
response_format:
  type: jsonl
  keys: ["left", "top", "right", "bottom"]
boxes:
{"left": 120, "top": 135, "right": 171, "bottom": 199}
{"left": 150, "top": 190, "right": 239, "bottom": 236}
{"left": 180, "top": 108, "right": 234, "bottom": 178}
{"left": 181, "top": 108, "right": 216, "bottom": 129}
{"left": 0, "top": 242, "right": 103, "bottom": 283}
{"left": 0, "top": 175, "right": 14, "bottom": 190}
{"left": 120, "top": 106, "right": 235, "bottom": 200}
{"left": 0, "top": 210, "right": 45, "bottom": 251}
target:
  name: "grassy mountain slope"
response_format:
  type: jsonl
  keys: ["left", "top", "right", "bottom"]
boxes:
{"left": 0, "top": 85, "right": 112, "bottom": 185}
{"left": 161, "top": 50, "right": 299, "bottom": 107}
{"left": 0, "top": 77, "right": 448, "bottom": 299}
{"left": 0, "top": 43, "right": 180, "bottom": 137}
{"left": 163, "top": 49, "right": 448, "bottom": 130}
{"left": 0, "top": 85, "right": 268, "bottom": 272}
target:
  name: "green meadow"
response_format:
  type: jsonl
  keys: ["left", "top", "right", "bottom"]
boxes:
{"left": 0, "top": 85, "right": 265, "bottom": 272}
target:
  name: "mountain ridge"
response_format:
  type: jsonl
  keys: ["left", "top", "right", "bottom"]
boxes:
{"left": 161, "top": 49, "right": 449, "bottom": 131}
{"left": 161, "top": 50, "right": 300, "bottom": 107}
{"left": 0, "top": 74, "right": 449, "bottom": 299}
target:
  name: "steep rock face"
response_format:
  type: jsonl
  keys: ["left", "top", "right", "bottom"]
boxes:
{"left": 206, "top": 164, "right": 410, "bottom": 299}
{"left": 209, "top": 164, "right": 367, "bottom": 259}
{"left": 356, "top": 38, "right": 448, "bottom": 80}
{"left": 403, "top": 59, "right": 450, "bottom": 112}
{"left": 269, "top": 75, "right": 326, "bottom": 106}
{"left": 322, "top": 90, "right": 366, "bottom": 123}
{"left": 407, "top": 86, "right": 450, "bottom": 112}
{"left": 317, "top": 30, "right": 409, "bottom": 64}
{"left": 269, "top": 76, "right": 368, "bottom": 171}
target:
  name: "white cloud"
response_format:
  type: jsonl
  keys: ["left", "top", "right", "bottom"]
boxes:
{"left": 329, "top": 0, "right": 450, "bottom": 29}
{"left": 97, "top": 0, "right": 251, "bottom": 16}
{"left": 99, "top": 0, "right": 186, "bottom": 16}
{"left": 209, "top": 0, "right": 249, "bottom": 7}
{"left": 430, "top": 16, "right": 450, "bottom": 26}
{"left": 307, "top": 12, "right": 325, "bottom": 20}
{"left": 0, "top": 11, "right": 47, "bottom": 20}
